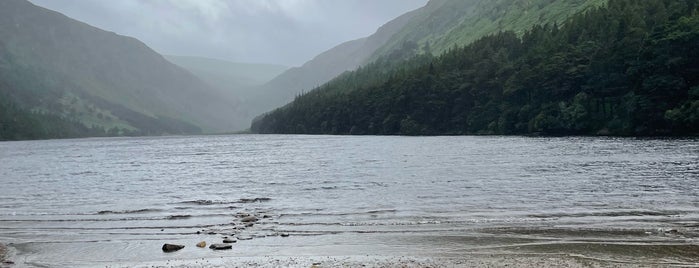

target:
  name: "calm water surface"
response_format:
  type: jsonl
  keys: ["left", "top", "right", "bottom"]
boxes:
{"left": 0, "top": 135, "right": 697, "bottom": 266}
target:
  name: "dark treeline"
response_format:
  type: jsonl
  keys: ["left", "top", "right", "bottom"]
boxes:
{"left": 0, "top": 90, "right": 201, "bottom": 141}
{"left": 0, "top": 97, "right": 104, "bottom": 140}
{"left": 252, "top": 0, "right": 698, "bottom": 136}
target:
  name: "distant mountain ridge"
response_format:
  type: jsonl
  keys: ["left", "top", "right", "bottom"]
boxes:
{"left": 247, "top": 7, "right": 422, "bottom": 118}
{"left": 164, "top": 55, "right": 287, "bottom": 90}
{"left": 0, "top": 0, "right": 239, "bottom": 139}
{"left": 165, "top": 55, "right": 288, "bottom": 129}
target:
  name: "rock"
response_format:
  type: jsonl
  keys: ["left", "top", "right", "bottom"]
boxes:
{"left": 280, "top": 233, "right": 290, "bottom": 237}
{"left": 196, "top": 241, "right": 206, "bottom": 248}
{"left": 209, "top": 243, "right": 232, "bottom": 250}
{"left": 245, "top": 222, "right": 254, "bottom": 227}
{"left": 241, "top": 216, "right": 258, "bottom": 222}
{"left": 207, "top": 231, "right": 216, "bottom": 235}
{"left": 162, "top": 244, "right": 185, "bottom": 252}
{"left": 237, "top": 236, "right": 253, "bottom": 240}
{"left": 223, "top": 238, "right": 237, "bottom": 243}
{"left": 263, "top": 215, "right": 271, "bottom": 219}
{"left": 196, "top": 231, "right": 201, "bottom": 234}
{"left": 236, "top": 212, "right": 250, "bottom": 217}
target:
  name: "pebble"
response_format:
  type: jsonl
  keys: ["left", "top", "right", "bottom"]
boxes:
{"left": 241, "top": 216, "right": 258, "bottom": 222}
{"left": 196, "top": 241, "right": 206, "bottom": 248}
{"left": 162, "top": 244, "right": 185, "bottom": 252}
{"left": 209, "top": 243, "right": 232, "bottom": 250}
{"left": 223, "top": 238, "right": 237, "bottom": 243}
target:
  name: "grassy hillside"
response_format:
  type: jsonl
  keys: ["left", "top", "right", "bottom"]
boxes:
{"left": 0, "top": 0, "right": 239, "bottom": 139}
{"left": 369, "top": 0, "right": 607, "bottom": 62}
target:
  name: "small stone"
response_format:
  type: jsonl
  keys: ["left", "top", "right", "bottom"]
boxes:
{"left": 209, "top": 243, "right": 232, "bottom": 250}
{"left": 241, "top": 216, "right": 258, "bottom": 222}
{"left": 237, "top": 236, "right": 253, "bottom": 240}
{"left": 245, "top": 222, "right": 254, "bottom": 227}
{"left": 196, "top": 231, "right": 201, "bottom": 234}
{"left": 207, "top": 231, "right": 216, "bottom": 235}
{"left": 196, "top": 241, "right": 206, "bottom": 248}
{"left": 162, "top": 244, "right": 185, "bottom": 252}
{"left": 223, "top": 238, "right": 237, "bottom": 243}
{"left": 280, "top": 233, "right": 290, "bottom": 237}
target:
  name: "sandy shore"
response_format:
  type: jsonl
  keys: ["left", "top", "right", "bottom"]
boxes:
{"left": 129, "top": 254, "right": 688, "bottom": 268}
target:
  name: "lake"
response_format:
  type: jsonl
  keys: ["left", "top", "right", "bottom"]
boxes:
{"left": 0, "top": 135, "right": 697, "bottom": 267}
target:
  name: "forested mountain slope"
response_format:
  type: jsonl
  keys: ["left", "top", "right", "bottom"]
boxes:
{"left": 0, "top": 0, "right": 238, "bottom": 140}
{"left": 250, "top": 0, "right": 606, "bottom": 120}
{"left": 252, "top": 0, "right": 698, "bottom": 136}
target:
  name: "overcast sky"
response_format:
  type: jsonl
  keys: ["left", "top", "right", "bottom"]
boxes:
{"left": 29, "top": 0, "right": 428, "bottom": 66}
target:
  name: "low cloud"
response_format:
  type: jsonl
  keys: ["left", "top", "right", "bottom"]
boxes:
{"left": 29, "top": 0, "right": 428, "bottom": 66}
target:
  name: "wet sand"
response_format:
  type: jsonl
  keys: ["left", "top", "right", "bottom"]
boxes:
{"left": 125, "top": 254, "right": 692, "bottom": 268}
{"left": 4, "top": 236, "right": 698, "bottom": 267}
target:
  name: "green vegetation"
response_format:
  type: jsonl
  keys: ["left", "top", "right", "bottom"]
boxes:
{"left": 253, "top": 0, "right": 602, "bottom": 121}
{"left": 252, "top": 0, "right": 699, "bottom": 136}
{"left": 0, "top": 94, "right": 106, "bottom": 140}
{"left": 371, "top": 0, "right": 607, "bottom": 62}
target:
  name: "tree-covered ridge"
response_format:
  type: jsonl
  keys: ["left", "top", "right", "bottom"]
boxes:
{"left": 251, "top": 0, "right": 604, "bottom": 125}
{"left": 252, "top": 0, "right": 699, "bottom": 136}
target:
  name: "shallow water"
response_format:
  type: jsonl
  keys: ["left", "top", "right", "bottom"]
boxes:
{"left": 0, "top": 135, "right": 697, "bottom": 266}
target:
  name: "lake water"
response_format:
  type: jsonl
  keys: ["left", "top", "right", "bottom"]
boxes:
{"left": 0, "top": 135, "right": 697, "bottom": 267}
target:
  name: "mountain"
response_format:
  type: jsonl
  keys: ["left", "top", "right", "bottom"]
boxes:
{"left": 0, "top": 0, "right": 239, "bottom": 140}
{"left": 250, "top": 0, "right": 607, "bottom": 119}
{"left": 252, "top": 0, "right": 699, "bottom": 136}
{"left": 247, "top": 7, "right": 422, "bottom": 118}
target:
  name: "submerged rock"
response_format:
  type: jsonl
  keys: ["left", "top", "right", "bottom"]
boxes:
{"left": 209, "top": 243, "right": 232, "bottom": 250}
{"left": 241, "top": 216, "right": 258, "bottom": 222}
{"left": 162, "top": 244, "right": 185, "bottom": 252}
{"left": 196, "top": 241, "right": 206, "bottom": 248}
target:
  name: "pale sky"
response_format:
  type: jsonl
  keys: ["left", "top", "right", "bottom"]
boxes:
{"left": 29, "top": 0, "right": 429, "bottom": 66}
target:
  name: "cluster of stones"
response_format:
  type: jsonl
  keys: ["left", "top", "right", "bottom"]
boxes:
{"left": 162, "top": 211, "right": 289, "bottom": 252}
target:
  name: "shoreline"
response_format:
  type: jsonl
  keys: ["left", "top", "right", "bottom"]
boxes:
{"left": 7, "top": 237, "right": 698, "bottom": 267}
{"left": 99, "top": 253, "right": 696, "bottom": 268}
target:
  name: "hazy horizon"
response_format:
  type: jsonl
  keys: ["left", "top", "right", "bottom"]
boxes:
{"left": 28, "top": 0, "right": 429, "bottom": 66}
